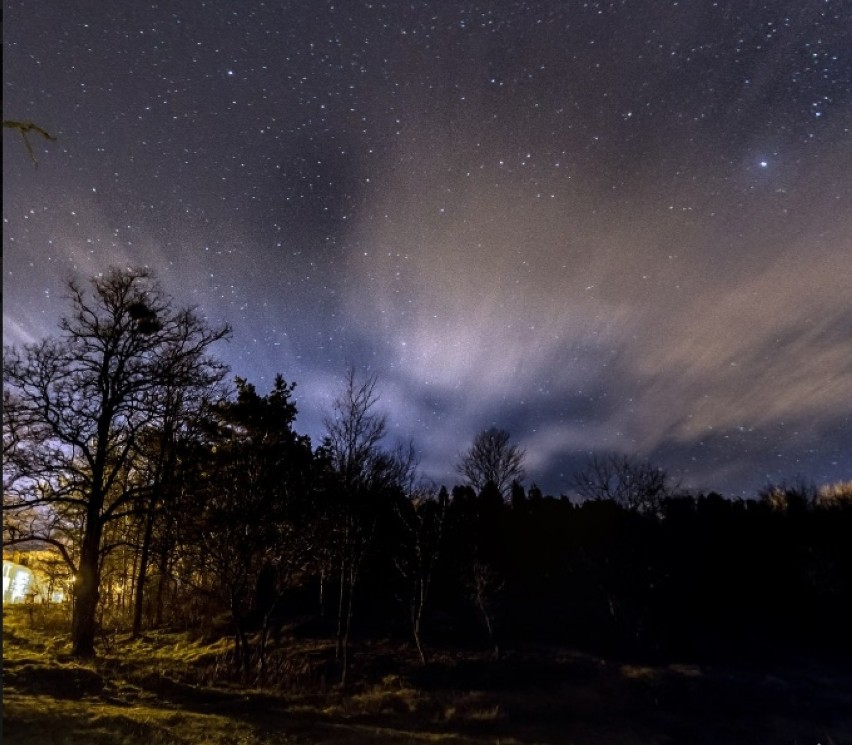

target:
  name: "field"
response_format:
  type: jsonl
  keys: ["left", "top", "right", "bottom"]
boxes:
{"left": 3, "top": 606, "right": 850, "bottom": 745}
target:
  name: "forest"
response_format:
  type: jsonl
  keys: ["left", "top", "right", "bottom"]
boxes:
{"left": 4, "top": 267, "right": 852, "bottom": 744}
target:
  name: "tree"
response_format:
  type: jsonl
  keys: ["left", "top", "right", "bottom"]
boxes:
{"left": 320, "top": 367, "right": 405, "bottom": 686}
{"left": 184, "top": 376, "right": 314, "bottom": 682}
{"left": 572, "top": 452, "right": 675, "bottom": 516}
{"left": 469, "top": 559, "right": 504, "bottom": 659}
{"left": 457, "top": 428, "right": 525, "bottom": 499}
{"left": 3, "top": 267, "right": 229, "bottom": 657}
{"left": 393, "top": 481, "right": 447, "bottom": 665}
{"left": 817, "top": 480, "right": 852, "bottom": 508}
{"left": 453, "top": 479, "right": 508, "bottom": 659}
{"left": 129, "top": 372, "right": 224, "bottom": 638}
{"left": 759, "top": 477, "right": 818, "bottom": 513}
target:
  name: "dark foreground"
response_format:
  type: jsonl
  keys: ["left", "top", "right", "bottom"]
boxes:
{"left": 3, "top": 607, "right": 849, "bottom": 745}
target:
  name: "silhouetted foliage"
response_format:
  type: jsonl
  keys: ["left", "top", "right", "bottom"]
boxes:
{"left": 183, "top": 376, "right": 314, "bottom": 681}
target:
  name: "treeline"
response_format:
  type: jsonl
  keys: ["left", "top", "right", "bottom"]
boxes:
{"left": 434, "top": 484, "right": 852, "bottom": 663}
{"left": 4, "top": 268, "right": 851, "bottom": 686}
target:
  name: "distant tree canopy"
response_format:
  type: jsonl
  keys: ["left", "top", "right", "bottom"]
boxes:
{"left": 572, "top": 452, "right": 676, "bottom": 515}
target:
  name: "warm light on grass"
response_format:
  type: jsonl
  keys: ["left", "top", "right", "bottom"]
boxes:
{"left": 3, "top": 607, "right": 849, "bottom": 745}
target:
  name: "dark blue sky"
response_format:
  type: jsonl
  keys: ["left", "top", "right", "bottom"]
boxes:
{"left": 4, "top": 1, "right": 851, "bottom": 496}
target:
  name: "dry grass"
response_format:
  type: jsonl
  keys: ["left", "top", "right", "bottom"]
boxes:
{"left": 3, "top": 606, "right": 850, "bottom": 745}
{"left": 2, "top": 693, "right": 265, "bottom": 745}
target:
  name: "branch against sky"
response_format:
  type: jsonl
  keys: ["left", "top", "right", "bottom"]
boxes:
{"left": 457, "top": 428, "right": 526, "bottom": 498}
{"left": 3, "top": 119, "right": 55, "bottom": 165}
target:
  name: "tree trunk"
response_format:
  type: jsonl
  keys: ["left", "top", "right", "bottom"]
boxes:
{"left": 335, "top": 555, "right": 347, "bottom": 660}
{"left": 479, "top": 603, "right": 499, "bottom": 660}
{"left": 121, "top": 544, "right": 129, "bottom": 612}
{"left": 231, "top": 598, "right": 251, "bottom": 683}
{"left": 153, "top": 546, "right": 170, "bottom": 628}
{"left": 132, "top": 496, "right": 157, "bottom": 638}
{"left": 72, "top": 520, "right": 103, "bottom": 658}
{"left": 233, "top": 625, "right": 250, "bottom": 680}
{"left": 340, "top": 603, "right": 351, "bottom": 688}
{"left": 340, "top": 561, "right": 358, "bottom": 687}
{"left": 340, "top": 635, "right": 349, "bottom": 688}
{"left": 413, "top": 593, "right": 428, "bottom": 665}
{"left": 258, "top": 618, "right": 269, "bottom": 687}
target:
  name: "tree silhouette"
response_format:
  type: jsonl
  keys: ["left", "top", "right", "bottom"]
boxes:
{"left": 184, "top": 376, "right": 313, "bottom": 681}
{"left": 320, "top": 368, "right": 405, "bottom": 685}
{"left": 573, "top": 452, "right": 675, "bottom": 515}
{"left": 3, "top": 267, "right": 229, "bottom": 657}
{"left": 129, "top": 345, "right": 225, "bottom": 638}
{"left": 394, "top": 481, "right": 447, "bottom": 664}
{"left": 457, "top": 428, "right": 525, "bottom": 499}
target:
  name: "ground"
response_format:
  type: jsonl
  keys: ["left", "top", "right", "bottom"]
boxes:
{"left": 3, "top": 606, "right": 850, "bottom": 744}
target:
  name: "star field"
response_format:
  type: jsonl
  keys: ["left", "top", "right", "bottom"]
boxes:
{"left": 4, "top": 1, "right": 852, "bottom": 495}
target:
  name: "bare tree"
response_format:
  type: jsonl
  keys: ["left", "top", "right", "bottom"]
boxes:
{"left": 572, "top": 453, "right": 675, "bottom": 515}
{"left": 3, "top": 267, "right": 229, "bottom": 657}
{"left": 323, "top": 368, "right": 388, "bottom": 486}
{"left": 321, "top": 367, "right": 404, "bottom": 686}
{"left": 457, "top": 428, "right": 525, "bottom": 498}
{"left": 469, "top": 560, "right": 504, "bottom": 660}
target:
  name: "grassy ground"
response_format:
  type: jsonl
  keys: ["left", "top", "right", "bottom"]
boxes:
{"left": 3, "top": 605, "right": 850, "bottom": 744}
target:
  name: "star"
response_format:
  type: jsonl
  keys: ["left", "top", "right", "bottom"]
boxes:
{"left": 3, "top": 0, "right": 850, "bottom": 496}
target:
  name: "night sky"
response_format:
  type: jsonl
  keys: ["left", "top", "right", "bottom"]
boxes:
{"left": 4, "top": 1, "right": 851, "bottom": 497}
